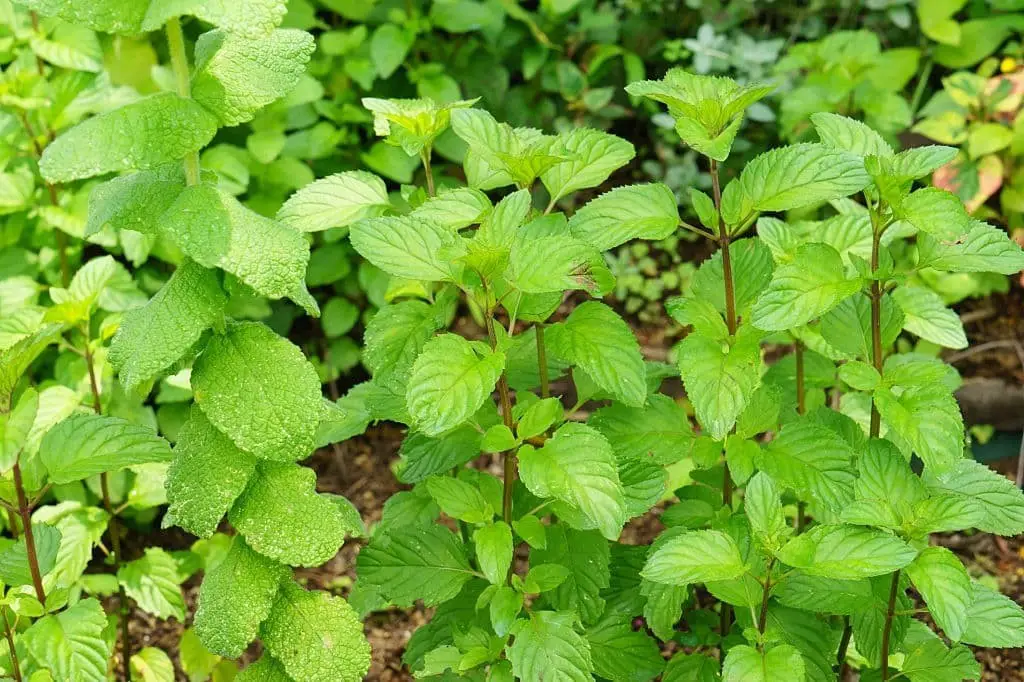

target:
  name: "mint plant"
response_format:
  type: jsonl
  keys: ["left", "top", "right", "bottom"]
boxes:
{"left": 631, "top": 69, "right": 1024, "bottom": 680}
{"left": 9, "top": 0, "right": 372, "bottom": 680}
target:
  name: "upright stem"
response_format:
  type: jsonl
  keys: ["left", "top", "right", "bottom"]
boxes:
{"left": 709, "top": 158, "right": 736, "bottom": 641}
{"left": 868, "top": 227, "right": 884, "bottom": 439}
{"left": 2, "top": 607, "right": 21, "bottom": 682}
{"left": 17, "top": 111, "right": 69, "bottom": 287}
{"left": 166, "top": 18, "right": 200, "bottom": 186}
{"left": 756, "top": 559, "right": 776, "bottom": 639}
{"left": 880, "top": 570, "right": 900, "bottom": 680}
{"left": 795, "top": 341, "right": 807, "bottom": 533}
{"left": 84, "top": 331, "right": 131, "bottom": 682}
{"left": 420, "top": 149, "right": 436, "bottom": 198}
{"left": 484, "top": 311, "right": 516, "bottom": 529}
{"left": 12, "top": 464, "right": 44, "bottom": 604}
{"left": 535, "top": 324, "right": 550, "bottom": 399}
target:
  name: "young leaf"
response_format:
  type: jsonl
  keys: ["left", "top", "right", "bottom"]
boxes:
{"left": 22, "top": 598, "right": 112, "bottom": 682}
{"left": 541, "top": 128, "right": 635, "bottom": 203}
{"left": 811, "top": 112, "right": 894, "bottom": 158}
{"left": 905, "top": 546, "right": 972, "bottom": 641}
{"left": 873, "top": 384, "right": 964, "bottom": 473}
{"left": 518, "top": 423, "right": 627, "bottom": 541}
{"left": 411, "top": 187, "right": 492, "bottom": 230}
{"left": 896, "top": 187, "right": 971, "bottom": 241}
{"left": 39, "top": 93, "right": 217, "bottom": 183}
{"left": 356, "top": 524, "right": 475, "bottom": 607}
{"left": 39, "top": 413, "right": 172, "bottom": 484}
{"left": 473, "top": 521, "right": 513, "bottom": 585}
{"left": 109, "top": 260, "right": 227, "bottom": 391}
{"left": 192, "top": 321, "right": 322, "bottom": 462}
{"left": 117, "top": 547, "right": 186, "bottom": 621}
{"left": 776, "top": 525, "right": 917, "bottom": 579}
{"left": 690, "top": 238, "right": 774, "bottom": 315}
{"left": 277, "top": 170, "right": 391, "bottom": 233}
{"left": 193, "top": 536, "right": 289, "bottom": 658}
{"left": 722, "top": 644, "right": 805, "bottom": 682}
{"left": 752, "top": 243, "right": 861, "bottom": 331}
{"left": 820, "top": 293, "right": 904, "bottom": 361}
{"left": 642, "top": 529, "right": 746, "bottom": 586}
{"left": 425, "top": 475, "right": 493, "bottom": 524}
{"left": 406, "top": 334, "right": 504, "bottom": 437}
{"left": 507, "top": 611, "right": 593, "bottom": 682}
{"left": 130, "top": 647, "right": 175, "bottom": 682}
{"left": 567, "top": 183, "right": 680, "bottom": 251}
{"left": 228, "top": 462, "right": 348, "bottom": 567}
{"left": 260, "top": 581, "right": 371, "bottom": 682}
{"left": 745, "top": 472, "right": 789, "bottom": 548}
{"left": 547, "top": 302, "right": 647, "bottom": 407}
{"left": 192, "top": 28, "right": 315, "bottom": 126}
{"left": 350, "top": 215, "right": 465, "bottom": 282}
{"left": 164, "top": 407, "right": 257, "bottom": 538}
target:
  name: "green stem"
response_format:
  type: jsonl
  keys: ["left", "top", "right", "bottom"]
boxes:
{"left": 795, "top": 341, "right": 807, "bottom": 533}
{"left": 868, "top": 222, "right": 884, "bottom": 439}
{"left": 757, "top": 559, "right": 776, "bottom": 639}
{"left": 483, "top": 308, "right": 516, "bottom": 533}
{"left": 165, "top": 17, "right": 200, "bottom": 186}
{"left": 535, "top": 324, "right": 550, "bottom": 399}
{"left": 880, "top": 570, "right": 901, "bottom": 680}
{"left": 909, "top": 57, "right": 934, "bottom": 118}
{"left": 420, "top": 148, "right": 435, "bottom": 197}
{"left": 2, "top": 606, "right": 21, "bottom": 682}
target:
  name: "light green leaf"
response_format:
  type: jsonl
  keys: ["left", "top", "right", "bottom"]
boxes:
{"left": 39, "top": 413, "right": 171, "bottom": 484}
{"left": 890, "top": 146, "right": 959, "bottom": 179}
{"left": 350, "top": 215, "right": 465, "bottom": 282}
{"left": 364, "top": 97, "right": 478, "bottom": 157}
{"left": 0, "top": 388, "right": 37, "bottom": 472}
{"left": 425, "top": 475, "right": 493, "bottom": 524}
{"left": 961, "top": 581, "right": 1024, "bottom": 647}
{"left": 0, "top": 524, "right": 60, "bottom": 588}
{"left": 86, "top": 165, "right": 185, "bottom": 238}
{"left": 892, "top": 285, "right": 967, "bottom": 349}
{"left": 517, "top": 397, "right": 563, "bottom": 441}
{"left": 896, "top": 188, "right": 971, "bottom": 241}
{"left": 811, "top": 112, "right": 894, "bottom": 158}
{"left": 722, "top": 644, "right": 805, "bottom": 682}
{"left": 874, "top": 384, "right": 964, "bottom": 473}
{"left": 130, "top": 647, "right": 175, "bottom": 682}
{"left": 906, "top": 546, "right": 972, "bottom": 641}
{"left": 531, "top": 526, "right": 610, "bottom": 625}
{"left": 277, "top": 171, "right": 390, "bottom": 233}
{"left": 547, "top": 302, "right": 647, "bottom": 407}
{"left": 588, "top": 394, "right": 693, "bottom": 466}
{"left": 363, "top": 298, "right": 448, "bottom": 386}
{"left": 229, "top": 462, "right": 348, "bottom": 567}
{"left": 165, "top": 407, "right": 257, "bottom": 538}
{"left": 586, "top": 609, "right": 665, "bottom": 682}
{"left": 642, "top": 529, "right": 746, "bottom": 586}
{"left": 356, "top": 524, "right": 475, "bottom": 607}
{"left": 260, "top": 581, "right": 371, "bottom": 682}
{"left": 567, "top": 183, "right": 679, "bottom": 251}
{"left": 118, "top": 547, "right": 185, "bottom": 621}
{"left": 474, "top": 521, "right": 513, "bottom": 585}
{"left": 925, "top": 459, "right": 1024, "bottom": 536}
{"left": 32, "top": 502, "right": 108, "bottom": 591}
{"left": 370, "top": 23, "right": 413, "bottom": 78}
{"left": 39, "top": 93, "right": 217, "bottom": 183}
{"left": 745, "top": 472, "right": 788, "bottom": 549}
{"left": 777, "top": 525, "right": 917, "bottom": 579}
{"left": 110, "top": 260, "right": 226, "bottom": 391}
{"left": 839, "top": 361, "right": 881, "bottom": 391}
{"left": 518, "top": 423, "right": 627, "bottom": 541}
{"left": 236, "top": 656, "right": 291, "bottom": 682}
{"left": 752, "top": 243, "right": 861, "bottom": 331}
{"left": 411, "top": 187, "right": 492, "bottom": 231}
{"left": 23, "top": 598, "right": 112, "bottom": 682}
{"left": 406, "top": 334, "right": 504, "bottom": 437}
{"left": 917, "top": 221, "right": 1024, "bottom": 274}
{"left": 541, "top": 129, "right": 635, "bottom": 203}
{"left": 142, "top": 0, "right": 289, "bottom": 37}
{"left": 507, "top": 611, "right": 593, "bottom": 682}
{"left": 194, "top": 536, "right": 289, "bottom": 658}
{"left": 690, "top": 238, "right": 774, "bottom": 315}
{"left": 508, "top": 236, "right": 605, "bottom": 294}
{"left": 676, "top": 326, "right": 762, "bottom": 440}
{"left": 192, "top": 322, "right": 322, "bottom": 462}
{"left": 820, "top": 293, "right": 904, "bottom": 361}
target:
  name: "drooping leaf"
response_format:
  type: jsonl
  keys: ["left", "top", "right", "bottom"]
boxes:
{"left": 350, "top": 215, "right": 465, "bottom": 282}
{"left": 39, "top": 413, "right": 171, "bottom": 484}
{"left": 117, "top": 547, "right": 186, "bottom": 621}
{"left": 905, "top": 546, "right": 972, "bottom": 641}
{"left": 567, "top": 183, "right": 680, "bottom": 250}
{"left": 541, "top": 128, "right": 635, "bottom": 203}
{"left": 277, "top": 171, "right": 391, "bottom": 233}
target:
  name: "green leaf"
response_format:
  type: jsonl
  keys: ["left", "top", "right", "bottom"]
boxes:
{"left": 541, "top": 128, "right": 635, "bottom": 203}
{"left": 39, "top": 413, "right": 171, "bottom": 484}
{"left": 517, "top": 397, "right": 563, "bottom": 441}
{"left": 691, "top": 238, "right": 774, "bottom": 315}
{"left": 0, "top": 524, "right": 60, "bottom": 588}
{"left": 236, "top": 656, "right": 291, "bottom": 682}
{"left": 130, "top": 647, "right": 175, "bottom": 682}
{"left": 567, "top": 183, "right": 679, "bottom": 251}
{"left": 260, "top": 581, "right": 371, "bottom": 682}
{"left": 752, "top": 243, "right": 861, "bottom": 331}
{"left": 839, "top": 361, "right": 881, "bottom": 391}
{"left": 364, "top": 298, "right": 448, "bottom": 386}
{"left": 160, "top": 185, "right": 315, "bottom": 311}
{"left": 356, "top": 524, "right": 475, "bottom": 607}
{"left": 425, "top": 475, "right": 494, "bottom": 524}
{"left": 165, "top": 407, "right": 257, "bottom": 538}
{"left": 411, "top": 187, "right": 492, "bottom": 231}
{"left": 507, "top": 236, "right": 605, "bottom": 294}
{"left": 192, "top": 322, "right": 322, "bottom": 462}
{"left": 451, "top": 108, "right": 564, "bottom": 189}
{"left": 758, "top": 419, "right": 855, "bottom": 512}
{"left": 194, "top": 536, "right": 289, "bottom": 658}
{"left": 23, "top": 598, "right": 112, "bottom": 682}
{"left": 663, "top": 653, "right": 721, "bottom": 682}
{"left": 406, "top": 334, "right": 504, "bottom": 436}
{"left": 961, "top": 581, "right": 1024, "bottom": 647}
{"left": 507, "top": 611, "right": 593, "bottom": 682}
{"left": 39, "top": 93, "right": 217, "bottom": 183}
{"left": 117, "top": 547, "right": 185, "bottom": 621}
{"left": 481, "top": 424, "right": 517, "bottom": 452}
{"left": 474, "top": 521, "right": 513, "bottom": 585}
{"left": 844, "top": 438, "right": 926, "bottom": 529}
{"left": 917, "top": 0, "right": 967, "bottom": 44}
{"left": 547, "top": 302, "right": 647, "bottom": 407}
{"left": 364, "top": 97, "right": 477, "bottom": 157}
{"left": 192, "top": 28, "right": 314, "bottom": 126}
{"left": 925, "top": 459, "right": 1024, "bottom": 536}
{"left": 586, "top": 609, "right": 665, "bottom": 682}
{"left": 370, "top": 23, "right": 413, "bottom": 78}
{"left": 745, "top": 472, "right": 789, "bottom": 549}
{"left": 773, "top": 573, "right": 873, "bottom": 615}
{"left": 905, "top": 546, "right": 972, "bottom": 641}
{"left": 518, "top": 423, "right": 627, "bottom": 541}
{"left": 1, "top": 388, "right": 37, "bottom": 472}
{"left": 722, "top": 143, "right": 871, "bottom": 225}
{"left": 229, "top": 462, "right": 348, "bottom": 567}
{"left": 143, "top": 0, "right": 289, "bottom": 37}
{"left": 967, "top": 122, "right": 1013, "bottom": 159}
{"left": 0, "top": 321, "right": 62, "bottom": 413}
{"left": 642, "top": 529, "right": 746, "bottom": 586}
{"left": 110, "top": 260, "right": 226, "bottom": 391}
{"left": 531, "top": 526, "right": 610, "bottom": 625}
{"left": 277, "top": 171, "right": 390, "bottom": 234}
{"left": 811, "top": 112, "right": 894, "bottom": 158}
{"left": 820, "top": 293, "right": 903, "bottom": 361}
{"left": 589, "top": 394, "right": 693, "bottom": 466}
{"left": 676, "top": 325, "right": 762, "bottom": 440}
{"left": 179, "top": 628, "right": 221, "bottom": 682}
{"left": 722, "top": 644, "right": 805, "bottom": 682}
{"left": 396, "top": 427, "right": 481, "bottom": 484}
{"left": 874, "top": 385, "right": 964, "bottom": 473}
{"left": 899, "top": 624, "right": 980, "bottom": 682}
{"left": 917, "top": 221, "right": 1024, "bottom": 274}
{"left": 890, "top": 146, "right": 959, "bottom": 179}
{"left": 85, "top": 164, "right": 185, "bottom": 238}
{"left": 897, "top": 188, "right": 971, "bottom": 242}
{"left": 351, "top": 215, "right": 465, "bottom": 282}
{"left": 777, "top": 525, "right": 917, "bottom": 579}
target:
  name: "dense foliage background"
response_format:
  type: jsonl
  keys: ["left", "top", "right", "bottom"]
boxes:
{"left": 2, "top": 0, "right": 1024, "bottom": 681}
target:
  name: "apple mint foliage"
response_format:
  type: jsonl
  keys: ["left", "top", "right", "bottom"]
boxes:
{"left": 11, "top": 2, "right": 371, "bottom": 679}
